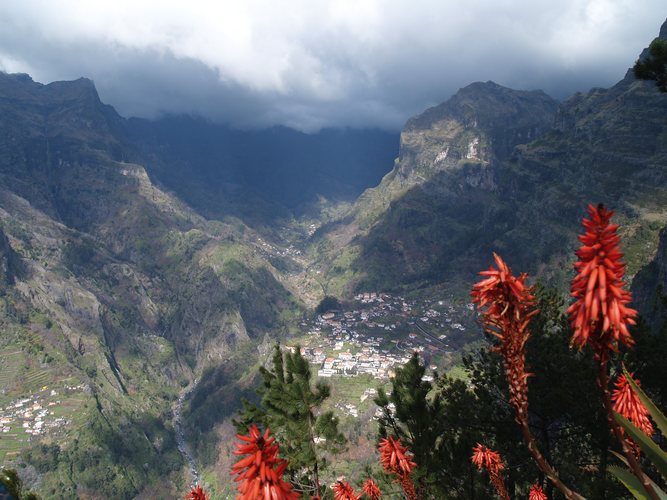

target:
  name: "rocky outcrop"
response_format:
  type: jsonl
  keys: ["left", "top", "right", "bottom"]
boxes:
{"left": 632, "top": 226, "right": 667, "bottom": 333}
{"left": 398, "top": 81, "right": 559, "bottom": 181}
{"left": 0, "top": 227, "right": 23, "bottom": 290}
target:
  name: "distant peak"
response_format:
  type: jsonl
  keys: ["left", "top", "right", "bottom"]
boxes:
{"left": 0, "top": 72, "right": 34, "bottom": 83}
{"left": 44, "top": 76, "right": 102, "bottom": 104}
{"left": 459, "top": 80, "right": 548, "bottom": 97}
{"left": 461, "top": 81, "right": 504, "bottom": 92}
{"left": 47, "top": 76, "right": 97, "bottom": 90}
{"left": 74, "top": 76, "right": 96, "bottom": 87}
{"left": 625, "top": 17, "right": 667, "bottom": 81}
{"left": 475, "top": 80, "right": 501, "bottom": 88}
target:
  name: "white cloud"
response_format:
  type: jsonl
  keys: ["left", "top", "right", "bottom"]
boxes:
{"left": 0, "top": 0, "right": 663, "bottom": 130}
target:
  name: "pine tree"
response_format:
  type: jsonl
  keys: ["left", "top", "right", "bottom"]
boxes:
{"left": 374, "top": 353, "right": 484, "bottom": 497}
{"left": 234, "top": 344, "right": 345, "bottom": 497}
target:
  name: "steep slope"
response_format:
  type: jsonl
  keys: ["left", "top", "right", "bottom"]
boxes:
{"left": 0, "top": 72, "right": 302, "bottom": 497}
{"left": 313, "top": 20, "right": 667, "bottom": 297}
{"left": 309, "top": 81, "right": 560, "bottom": 295}
{"left": 632, "top": 226, "right": 667, "bottom": 333}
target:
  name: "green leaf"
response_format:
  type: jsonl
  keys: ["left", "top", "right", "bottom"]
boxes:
{"left": 623, "top": 369, "right": 667, "bottom": 437}
{"left": 608, "top": 465, "right": 661, "bottom": 500}
{"left": 613, "top": 411, "right": 667, "bottom": 480}
{"left": 610, "top": 451, "right": 667, "bottom": 499}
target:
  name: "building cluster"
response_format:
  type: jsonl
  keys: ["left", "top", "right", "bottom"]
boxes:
{"left": 295, "top": 292, "right": 476, "bottom": 382}
{"left": 255, "top": 237, "right": 302, "bottom": 258}
{"left": 285, "top": 292, "right": 478, "bottom": 421}
{"left": 302, "top": 342, "right": 411, "bottom": 380}
{"left": 0, "top": 384, "right": 84, "bottom": 437}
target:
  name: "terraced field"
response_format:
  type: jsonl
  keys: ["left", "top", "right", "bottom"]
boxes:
{"left": 0, "top": 343, "right": 88, "bottom": 464}
{"left": 0, "top": 347, "right": 23, "bottom": 396}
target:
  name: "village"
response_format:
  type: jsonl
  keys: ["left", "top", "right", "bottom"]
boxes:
{"left": 0, "top": 383, "right": 86, "bottom": 440}
{"left": 282, "top": 292, "right": 478, "bottom": 421}
{"left": 291, "top": 291, "right": 477, "bottom": 381}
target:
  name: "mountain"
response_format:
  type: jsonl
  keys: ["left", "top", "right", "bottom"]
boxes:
{"left": 312, "top": 20, "right": 667, "bottom": 298}
{"left": 0, "top": 72, "right": 304, "bottom": 497}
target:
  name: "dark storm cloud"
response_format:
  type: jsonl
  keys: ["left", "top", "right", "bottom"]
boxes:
{"left": 0, "top": 1, "right": 664, "bottom": 131}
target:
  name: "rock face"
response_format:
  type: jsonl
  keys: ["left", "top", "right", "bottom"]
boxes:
{"left": 125, "top": 116, "right": 399, "bottom": 224}
{"left": 1, "top": 17, "right": 666, "bottom": 498}
{"left": 632, "top": 227, "right": 667, "bottom": 333}
{"left": 0, "top": 71, "right": 298, "bottom": 354}
{"left": 397, "top": 81, "right": 559, "bottom": 181}
{"left": 0, "top": 228, "right": 23, "bottom": 290}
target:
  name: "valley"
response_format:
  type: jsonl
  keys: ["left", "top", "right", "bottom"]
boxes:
{"left": 0, "top": 17, "right": 666, "bottom": 499}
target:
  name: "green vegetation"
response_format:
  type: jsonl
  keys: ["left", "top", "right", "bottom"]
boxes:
{"left": 235, "top": 345, "right": 346, "bottom": 497}
{"left": 634, "top": 39, "right": 667, "bottom": 92}
{"left": 225, "top": 286, "right": 666, "bottom": 499}
{"left": 62, "top": 238, "right": 97, "bottom": 272}
{"left": 315, "top": 295, "right": 342, "bottom": 313}
{"left": 0, "top": 467, "right": 38, "bottom": 499}
{"left": 181, "top": 342, "right": 261, "bottom": 465}
{"left": 1, "top": 21, "right": 667, "bottom": 499}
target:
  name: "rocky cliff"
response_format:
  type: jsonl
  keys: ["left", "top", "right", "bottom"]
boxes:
{"left": 632, "top": 226, "right": 667, "bottom": 333}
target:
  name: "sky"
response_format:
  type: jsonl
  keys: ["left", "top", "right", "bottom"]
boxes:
{"left": 0, "top": 1, "right": 664, "bottom": 132}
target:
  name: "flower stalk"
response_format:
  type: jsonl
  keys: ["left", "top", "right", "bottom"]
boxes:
{"left": 332, "top": 480, "right": 361, "bottom": 500}
{"left": 598, "top": 364, "right": 659, "bottom": 500}
{"left": 612, "top": 371, "right": 655, "bottom": 457}
{"left": 472, "top": 253, "right": 583, "bottom": 499}
{"left": 361, "top": 478, "right": 382, "bottom": 500}
{"left": 378, "top": 436, "right": 417, "bottom": 500}
{"left": 471, "top": 444, "right": 510, "bottom": 500}
{"left": 184, "top": 485, "right": 209, "bottom": 500}
{"left": 568, "top": 204, "right": 659, "bottom": 500}
{"left": 529, "top": 483, "right": 548, "bottom": 500}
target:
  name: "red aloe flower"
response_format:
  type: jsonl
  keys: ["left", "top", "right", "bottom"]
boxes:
{"left": 378, "top": 436, "right": 417, "bottom": 500}
{"left": 361, "top": 478, "right": 381, "bottom": 500}
{"left": 472, "top": 256, "right": 583, "bottom": 499}
{"left": 471, "top": 443, "right": 504, "bottom": 474}
{"left": 472, "top": 253, "right": 538, "bottom": 417}
{"left": 378, "top": 436, "right": 416, "bottom": 476}
{"left": 612, "top": 373, "right": 654, "bottom": 437}
{"left": 529, "top": 483, "right": 548, "bottom": 500}
{"left": 332, "top": 480, "right": 362, "bottom": 500}
{"left": 568, "top": 204, "right": 637, "bottom": 356}
{"left": 231, "top": 424, "right": 299, "bottom": 500}
{"left": 471, "top": 444, "right": 509, "bottom": 500}
{"left": 184, "top": 485, "right": 209, "bottom": 500}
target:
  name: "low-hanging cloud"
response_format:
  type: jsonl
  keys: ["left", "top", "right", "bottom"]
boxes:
{"left": 0, "top": 0, "right": 663, "bottom": 131}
